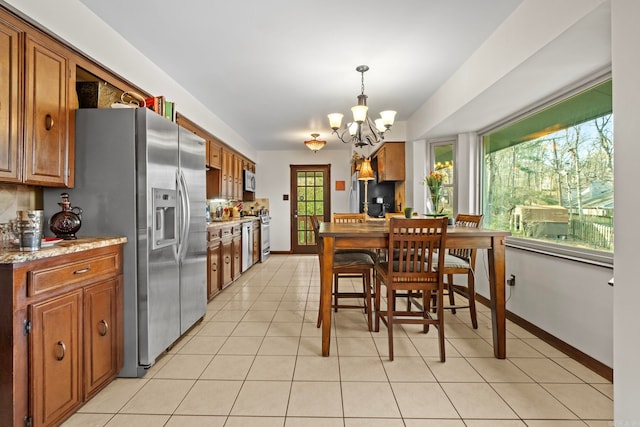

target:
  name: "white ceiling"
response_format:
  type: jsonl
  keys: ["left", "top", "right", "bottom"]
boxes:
{"left": 76, "top": 0, "right": 527, "bottom": 151}
{"left": 71, "top": 1, "right": 611, "bottom": 154}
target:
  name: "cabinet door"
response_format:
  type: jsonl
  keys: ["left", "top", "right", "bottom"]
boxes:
{"left": 375, "top": 142, "right": 405, "bottom": 182}
{"left": 208, "top": 242, "right": 221, "bottom": 297}
{"left": 221, "top": 150, "right": 230, "bottom": 198}
{"left": 232, "top": 235, "right": 242, "bottom": 280}
{"left": 221, "top": 239, "right": 233, "bottom": 288}
{"left": 209, "top": 139, "right": 222, "bottom": 169}
{"left": 252, "top": 222, "right": 260, "bottom": 265}
{"left": 30, "top": 291, "right": 82, "bottom": 427}
{"left": 24, "top": 34, "right": 70, "bottom": 187}
{"left": 234, "top": 156, "right": 243, "bottom": 199}
{"left": 84, "top": 278, "right": 120, "bottom": 399}
{"left": 0, "top": 18, "right": 21, "bottom": 182}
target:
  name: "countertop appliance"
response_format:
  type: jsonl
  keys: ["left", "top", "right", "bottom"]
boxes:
{"left": 260, "top": 214, "right": 271, "bottom": 262}
{"left": 241, "top": 221, "right": 253, "bottom": 272}
{"left": 244, "top": 169, "right": 256, "bottom": 192}
{"left": 44, "top": 108, "right": 207, "bottom": 378}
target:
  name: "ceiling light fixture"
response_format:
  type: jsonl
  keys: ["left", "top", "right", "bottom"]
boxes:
{"left": 328, "top": 65, "right": 396, "bottom": 148}
{"left": 304, "top": 133, "right": 326, "bottom": 152}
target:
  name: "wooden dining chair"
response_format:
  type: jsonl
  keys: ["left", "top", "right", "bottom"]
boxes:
{"left": 311, "top": 216, "right": 376, "bottom": 331}
{"left": 374, "top": 217, "right": 448, "bottom": 361}
{"left": 384, "top": 212, "right": 405, "bottom": 222}
{"left": 333, "top": 212, "right": 367, "bottom": 223}
{"left": 433, "top": 213, "right": 483, "bottom": 329}
{"left": 331, "top": 213, "right": 378, "bottom": 314}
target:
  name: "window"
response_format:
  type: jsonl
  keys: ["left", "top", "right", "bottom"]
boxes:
{"left": 430, "top": 142, "right": 455, "bottom": 217}
{"left": 482, "top": 79, "right": 613, "bottom": 256}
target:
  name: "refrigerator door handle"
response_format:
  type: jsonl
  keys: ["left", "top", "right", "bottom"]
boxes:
{"left": 177, "top": 170, "right": 191, "bottom": 262}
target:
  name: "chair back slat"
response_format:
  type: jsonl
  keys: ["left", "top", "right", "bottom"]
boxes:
{"left": 387, "top": 217, "right": 448, "bottom": 284}
{"left": 333, "top": 213, "right": 366, "bottom": 223}
{"left": 449, "top": 214, "right": 483, "bottom": 260}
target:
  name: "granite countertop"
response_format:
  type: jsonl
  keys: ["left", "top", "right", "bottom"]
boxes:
{"left": 208, "top": 217, "right": 260, "bottom": 227}
{"left": 0, "top": 237, "right": 127, "bottom": 264}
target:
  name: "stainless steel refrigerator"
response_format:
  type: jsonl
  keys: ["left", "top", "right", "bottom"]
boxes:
{"left": 44, "top": 108, "right": 207, "bottom": 377}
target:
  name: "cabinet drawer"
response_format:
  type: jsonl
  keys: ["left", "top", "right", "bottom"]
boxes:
{"left": 28, "top": 253, "right": 121, "bottom": 296}
{"left": 208, "top": 227, "right": 222, "bottom": 240}
{"left": 221, "top": 226, "right": 233, "bottom": 238}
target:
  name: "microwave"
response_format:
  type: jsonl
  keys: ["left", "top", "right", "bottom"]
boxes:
{"left": 244, "top": 170, "right": 256, "bottom": 192}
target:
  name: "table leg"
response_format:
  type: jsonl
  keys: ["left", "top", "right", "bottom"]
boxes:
{"left": 488, "top": 236, "right": 507, "bottom": 359}
{"left": 321, "top": 236, "right": 335, "bottom": 356}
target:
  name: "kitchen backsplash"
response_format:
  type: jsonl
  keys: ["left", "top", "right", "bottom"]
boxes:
{"left": 0, "top": 184, "right": 41, "bottom": 223}
{"left": 245, "top": 198, "right": 269, "bottom": 214}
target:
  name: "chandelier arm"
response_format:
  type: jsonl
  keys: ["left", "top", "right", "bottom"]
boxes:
{"left": 332, "top": 127, "right": 353, "bottom": 144}
{"left": 363, "top": 117, "right": 383, "bottom": 145}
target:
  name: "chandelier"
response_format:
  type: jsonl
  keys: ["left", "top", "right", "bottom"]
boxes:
{"left": 327, "top": 65, "right": 396, "bottom": 148}
{"left": 304, "top": 133, "right": 326, "bottom": 152}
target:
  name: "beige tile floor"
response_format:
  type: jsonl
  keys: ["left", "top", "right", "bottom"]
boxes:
{"left": 62, "top": 254, "right": 613, "bottom": 427}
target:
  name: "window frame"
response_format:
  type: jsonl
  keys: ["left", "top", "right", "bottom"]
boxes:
{"left": 478, "top": 70, "right": 613, "bottom": 267}
{"left": 428, "top": 138, "right": 457, "bottom": 217}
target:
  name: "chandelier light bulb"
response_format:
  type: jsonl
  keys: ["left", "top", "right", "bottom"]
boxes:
{"left": 379, "top": 110, "right": 397, "bottom": 128}
{"left": 351, "top": 105, "right": 368, "bottom": 123}
{"left": 327, "top": 113, "right": 344, "bottom": 130}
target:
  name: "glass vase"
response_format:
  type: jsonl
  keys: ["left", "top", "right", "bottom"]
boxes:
{"left": 427, "top": 186, "right": 442, "bottom": 215}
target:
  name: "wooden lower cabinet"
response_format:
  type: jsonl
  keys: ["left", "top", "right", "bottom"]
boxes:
{"left": 83, "top": 278, "right": 121, "bottom": 399}
{"left": 30, "top": 291, "right": 82, "bottom": 427}
{"left": 221, "top": 236, "right": 233, "bottom": 288}
{"left": 207, "top": 241, "right": 221, "bottom": 299}
{"left": 0, "top": 243, "right": 124, "bottom": 427}
{"left": 232, "top": 226, "right": 241, "bottom": 280}
{"left": 207, "top": 222, "right": 248, "bottom": 298}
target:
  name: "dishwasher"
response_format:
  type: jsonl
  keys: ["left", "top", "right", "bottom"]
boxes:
{"left": 241, "top": 221, "right": 253, "bottom": 272}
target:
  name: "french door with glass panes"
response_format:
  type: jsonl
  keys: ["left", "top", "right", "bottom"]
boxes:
{"left": 290, "top": 164, "right": 331, "bottom": 254}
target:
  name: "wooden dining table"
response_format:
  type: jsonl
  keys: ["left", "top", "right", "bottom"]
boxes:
{"left": 318, "top": 220, "right": 511, "bottom": 359}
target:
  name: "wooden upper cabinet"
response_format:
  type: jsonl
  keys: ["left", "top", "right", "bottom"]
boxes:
{"left": 24, "top": 33, "right": 72, "bottom": 187}
{"left": 175, "top": 112, "right": 255, "bottom": 200}
{"left": 0, "top": 18, "right": 21, "bottom": 183}
{"left": 375, "top": 141, "right": 405, "bottom": 182}
{"left": 0, "top": 9, "right": 73, "bottom": 188}
{"left": 209, "top": 139, "right": 222, "bottom": 169}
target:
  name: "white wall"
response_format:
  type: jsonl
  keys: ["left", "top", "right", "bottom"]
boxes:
{"left": 611, "top": 0, "right": 640, "bottom": 421}
{"left": 474, "top": 249, "right": 613, "bottom": 365}
{"left": 256, "top": 147, "right": 352, "bottom": 252}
